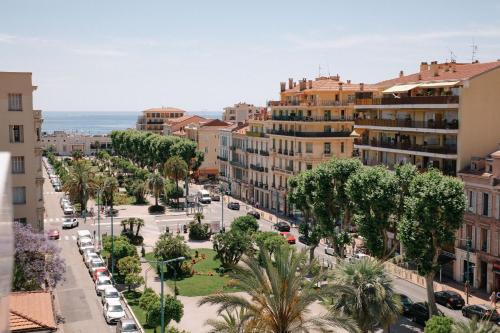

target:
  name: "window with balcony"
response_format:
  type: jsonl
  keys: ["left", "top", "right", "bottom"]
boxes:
{"left": 483, "top": 193, "right": 492, "bottom": 217}
{"left": 306, "top": 164, "right": 312, "bottom": 170}
{"left": 12, "top": 187, "right": 26, "bottom": 205}
{"left": 481, "top": 228, "right": 489, "bottom": 252}
{"left": 468, "top": 191, "right": 477, "bottom": 213}
{"left": 9, "top": 125, "right": 24, "bottom": 143}
{"left": 306, "top": 143, "right": 313, "bottom": 153}
{"left": 13, "top": 218, "right": 27, "bottom": 225}
{"left": 324, "top": 143, "right": 331, "bottom": 154}
{"left": 11, "top": 156, "right": 25, "bottom": 174}
{"left": 324, "top": 125, "right": 332, "bottom": 133}
{"left": 8, "top": 94, "right": 22, "bottom": 111}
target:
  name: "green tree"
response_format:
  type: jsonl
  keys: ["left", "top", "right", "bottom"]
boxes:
{"left": 188, "top": 221, "right": 210, "bottom": 240}
{"left": 206, "top": 308, "right": 250, "bottom": 333}
{"left": 452, "top": 319, "right": 500, "bottom": 333}
{"left": 129, "top": 179, "right": 148, "bottom": 204}
{"left": 330, "top": 257, "right": 401, "bottom": 332}
{"left": 164, "top": 156, "right": 188, "bottom": 207}
{"left": 71, "top": 149, "right": 84, "bottom": 160}
{"left": 164, "top": 181, "right": 184, "bottom": 205}
{"left": 213, "top": 230, "right": 252, "bottom": 267}
{"left": 230, "top": 215, "right": 259, "bottom": 234}
{"left": 139, "top": 287, "right": 158, "bottom": 312}
{"left": 399, "top": 169, "right": 466, "bottom": 316}
{"left": 200, "top": 245, "right": 359, "bottom": 333}
{"left": 102, "top": 236, "right": 137, "bottom": 271}
{"left": 153, "top": 233, "right": 191, "bottom": 273}
{"left": 345, "top": 165, "right": 398, "bottom": 259}
{"left": 194, "top": 212, "right": 204, "bottom": 223}
{"left": 147, "top": 172, "right": 165, "bottom": 207}
{"left": 253, "top": 231, "right": 288, "bottom": 256}
{"left": 134, "top": 218, "right": 145, "bottom": 237}
{"left": 145, "top": 296, "right": 184, "bottom": 329}
{"left": 103, "top": 176, "right": 119, "bottom": 208}
{"left": 425, "top": 316, "right": 453, "bottom": 333}
{"left": 117, "top": 256, "right": 144, "bottom": 291}
{"left": 63, "top": 159, "right": 96, "bottom": 211}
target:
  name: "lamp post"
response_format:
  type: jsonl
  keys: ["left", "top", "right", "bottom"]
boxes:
{"left": 97, "top": 189, "right": 102, "bottom": 250}
{"left": 220, "top": 182, "right": 224, "bottom": 232}
{"left": 110, "top": 198, "right": 114, "bottom": 276}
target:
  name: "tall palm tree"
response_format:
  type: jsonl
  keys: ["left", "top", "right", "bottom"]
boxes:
{"left": 194, "top": 212, "right": 204, "bottom": 224}
{"left": 147, "top": 172, "right": 165, "bottom": 207}
{"left": 103, "top": 176, "right": 119, "bottom": 208}
{"left": 63, "top": 160, "right": 95, "bottom": 212}
{"left": 199, "top": 245, "right": 359, "bottom": 333}
{"left": 329, "top": 257, "right": 401, "bottom": 333}
{"left": 452, "top": 319, "right": 500, "bottom": 333}
{"left": 206, "top": 308, "right": 250, "bottom": 333}
{"left": 135, "top": 218, "right": 145, "bottom": 237}
{"left": 164, "top": 156, "right": 188, "bottom": 206}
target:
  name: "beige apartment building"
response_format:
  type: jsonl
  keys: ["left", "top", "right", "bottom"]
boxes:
{"left": 0, "top": 72, "right": 44, "bottom": 230}
{"left": 455, "top": 151, "right": 500, "bottom": 293}
{"left": 136, "top": 107, "right": 186, "bottom": 134}
{"left": 163, "top": 115, "right": 206, "bottom": 137}
{"left": 40, "top": 131, "right": 112, "bottom": 156}
{"left": 223, "top": 102, "right": 264, "bottom": 123}
{"left": 354, "top": 60, "right": 500, "bottom": 175}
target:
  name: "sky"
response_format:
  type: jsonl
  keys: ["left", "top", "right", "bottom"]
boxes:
{"left": 1, "top": 0, "right": 500, "bottom": 112}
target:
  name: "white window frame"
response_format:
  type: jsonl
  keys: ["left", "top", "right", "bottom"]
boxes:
{"left": 11, "top": 156, "right": 25, "bottom": 174}
{"left": 12, "top": 186, "right": 26, "bottom": 205}
{"left": 8, "top": 93, "right": 22, "bottom": 111}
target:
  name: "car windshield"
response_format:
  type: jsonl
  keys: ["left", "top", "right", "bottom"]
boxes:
{"left": 107, "top": 291, "right": 119, "bottom": 298}
{"left": 93, "top": 262, "right": 105, "bottom": 268}
{"left": 122, "top": 323, "right": 138, "bottom": 331}
{"left": 81, "top": 242, "right": 93, "bottom": 247}
{"left": 99, "top": 279, "right": 111, "bottom": 285}
{"left": 108, "top": 305, "right": 123, "bottom": 312}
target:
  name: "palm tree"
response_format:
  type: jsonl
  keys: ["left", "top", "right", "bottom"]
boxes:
{"left": 194, "top": 212, "right": 204, "bottom": 224}
{"left": 206, "top": 308, "right": 250, "bottom": 333}
{"left": 199, "top": 245, "right": 359, "bottom": 333}
{"left": 452, "top": 319, "right": 500, "bottom": 333}
{"left": 93, "top": 140, "right": 100, "bottom": 156}
{"left": 120, "top": 219, "right": 128, "bottom": 232}
{"left": 103, "top": 176, "right": 119, "bottom": 209}
{"left": 147, "top": 172, "right": 165, "bottom": 207}
{"left": 63, "top": 160, "right": 96, "bottom": 212}
{"left": 329, "top": 257, "right": 401, "bottom": 333}
{"left": 164, "top": 156, "right": 188, "bottom": 207}
{"left": 135, "top": 218, "right": 145, "bottom": 237}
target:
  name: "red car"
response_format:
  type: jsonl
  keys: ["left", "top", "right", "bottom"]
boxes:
{"left": 280, "top": 232, "right": 296, "bottom": 244}
{"left": 92, "top": 267, "right": 110, "bottom": 282}
{"left": 47, "top": 229, "right": 60, "bottom": 240}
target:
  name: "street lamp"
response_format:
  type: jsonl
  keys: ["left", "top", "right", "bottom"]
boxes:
{"left": 96, "top": 189, "right": 103, "bottom": 251}
{"left": 219, "top": 182, "right": 225, "bottom": 232}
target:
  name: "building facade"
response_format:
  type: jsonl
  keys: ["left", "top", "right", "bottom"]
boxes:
{"left": 354, "top": 60, "right": 500, "bottom": 176}
{"left": 223, "top": 103, "right": 264, "bottom": 123}
{"left": 40, "top": 131, "right": 112, "bottom": 156}
{"left": 0, "top": 72, "right": 44, "bottom": 230}
{"left": 455, "top": 151, "right": 500, "bottom": 293}
{"left": 163, "top": 115, "right": 206, "bottom": 137}
{"left": 136, "top": 107, "right": 186, "bottom": 134}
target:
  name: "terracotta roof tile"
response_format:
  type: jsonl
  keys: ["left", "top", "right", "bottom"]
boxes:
{"left": 10, "top": 291, "right": 57, "bottom": 332}
{"left": 200, "top": 119, "right": 231, "bottom": 127}
{"left": 143, "top": 107, "right": 186, "bottom": 113}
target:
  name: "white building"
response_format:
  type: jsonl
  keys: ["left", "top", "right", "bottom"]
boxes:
{"left": 223, "top": 103, "right": 265, "bottom": 123}
{"left": 41, "top": 131, "right": 112, "bottom": 156}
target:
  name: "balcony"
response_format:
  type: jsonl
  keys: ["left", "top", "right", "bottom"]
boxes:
{"left": 355, "top": 118, "right": 459, "bottom": 130}
{"left": 259, "top": 150, "right": 269, "bottom": 156}
{"left": 354, "top": 138, "right": 457, "bottom": 155}
{"left": 230, "top": 160, "right": 247, "bottom": 168}
{"left": 271, "top": 115, "right": 354, "bottom": 122}
{"left": 246, "top": 131, "right": 267, "bottom": 138}
{"left": 268, "top": 100, "right": 353, "bottom": 107}
{"left": 33, "top": 110, "right": 42, "bottom": 119}
{"left": 250, "top": 164, "right": 265, "bottom": 172}
{"left": 217, "top": 156, "right": 228, "bottom": 161}
{"left": 356, "top": 95, "right": 459, "bottom": 106}
{"left": 246, "top": 148, "right": 256, "bottom": 153}
{"left": 272, "top": 166, "right": 294, "bottom": 175}
{"left": 269, "top": 130, "right": 352, "bottom": 138}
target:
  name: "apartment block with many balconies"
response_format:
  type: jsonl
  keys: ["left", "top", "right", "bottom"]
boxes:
{"left": 136, "top": 107, "right": 186, "bottom": 134}
{"left": 353, "top": 60, "right": 500, "bottom": 176}
{"left": 0, "top": 72, "right": 44, "bottom": 230}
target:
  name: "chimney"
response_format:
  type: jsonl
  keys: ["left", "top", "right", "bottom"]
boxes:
{"left": 338, "top": 82, "right": 343, "bottom": 91}
{"left": 299, "top": 78, "right": 307, "bottom": 91}
{"left": 280, "top": 82, "right": 286, "bottom": 92}
{"left": 399, "top": 70, "right": 404, "bottom": 78}
{"left": 288, "top": 78, "right": 293, "bottom": 89}
{"left": 418, "top": 73, "right": 422, "bottom": 80}
{"left": 430, "top": 61, "right": 439, "bottom": 76}
{"left": 359, "top": 83, "right": 364, "bottom": 91}
{"left": 347, "top": 79, "right": 351, "bottom": 84}
{"left": 420, "top": 61, "right": 429, "bottom": 72}
{"left": 308, "top": 80, "right": 313, "bottom": 89}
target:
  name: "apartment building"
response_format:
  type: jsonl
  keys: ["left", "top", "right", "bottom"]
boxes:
{"left": 40, "top": 131, "right": 112, "bottom": 156}
{"left": 185, "top": 119, "right": 231, "bottom": 179}
{"left": 455, "top": 151, "right": 500, "bottom": 293}
{"left": 0, "top": 72, "right": 44, "bottom": 230}
{"left": 163, "top": 115, "right": 206, "bottom": 137}
{"left": 136, "top": 107, "right": 186, "bottom": 134}
{"left": 229, "top": 125, "right": 250, "bottom": 199}
{"left": 222, "top": 103, "right": 264, "bottom": 123}
{"left": 354, "top": 60, "right": 500, "bottom": 175}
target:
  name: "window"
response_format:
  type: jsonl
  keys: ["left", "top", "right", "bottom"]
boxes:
{"left": 36, "top": 128, "right": 41, "bottom": 141}
{"left": 481, "top": 228, "right": 488, "bottom": 252}
{"left": 341, "top": 142, "right": 345, "bottom": 154}
{"left": 468, "top": 191, "right": 477, "bottom": 213}
{"left": 8, "top": 94, "right": 22, "bottom": 111}
{"left": 204, "top": 147, "right": 208, "bottom": 153}
{"left": 324, "top": 143, "right": 331, "bottom": 154}
{"left": 9, "top": 125, "right": 24, "bottom": 143}
{"left": 306, "top": 143, "right": 313, "bottom": 153}
{"left": 306, "top": 164, "right": 312, "bottom": 170}
{"left": 483, "top": 193, "right": 492, "bottom": 217}
{"left": 496, "top": 195, "right": 500, "bottom": 220}
{"left": 13, "top": 218, "right": 27, "bottom": 225}
{"left": 11, "top": 156, "right": 25, "bottom": 174}
{"left": 12, "top": 187, "right": 26, "bottom": 205}
{"left": 324, "top": 125, "right": 332, "bottom": 133}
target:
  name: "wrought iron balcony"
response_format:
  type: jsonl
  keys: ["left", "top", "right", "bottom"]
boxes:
{"left": 355, "top": 118, "right": 459, "bottom": 130}
{"left": 354, "top": 138, "right": 457, "bottom": 155}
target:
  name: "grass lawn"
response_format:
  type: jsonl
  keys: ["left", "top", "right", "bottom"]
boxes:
{"left": 145, "top": 248, "right": 240, "bottom": 297}
{"left": 123, "top": 290, "right": 160, "bottom": 333}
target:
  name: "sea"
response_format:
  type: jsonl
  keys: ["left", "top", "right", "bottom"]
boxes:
{"left": 42, "top": 111, "right": 222, "bottom": 135}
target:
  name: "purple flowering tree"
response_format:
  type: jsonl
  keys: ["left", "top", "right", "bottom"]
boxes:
{"left": 13, "top": 223, "right": 66, "bottom": 291}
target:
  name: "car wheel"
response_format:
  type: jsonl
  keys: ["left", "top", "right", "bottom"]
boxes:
{"left": 446, "top": 302, "right": 452, "bottom": 309}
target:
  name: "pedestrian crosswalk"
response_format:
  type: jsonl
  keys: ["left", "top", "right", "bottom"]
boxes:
{"left": 44, "top": 217, "right": 65, "bottom": 222}
{"left": 44, "top": 191, "right": 58, "bottom": 195}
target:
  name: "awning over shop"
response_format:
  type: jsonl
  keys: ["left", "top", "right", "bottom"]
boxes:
{"left": 419, "top": 81, "right": 460, "bottom": 88}
{"left": 382, "top": 83, "right": 421, "bottom": 93}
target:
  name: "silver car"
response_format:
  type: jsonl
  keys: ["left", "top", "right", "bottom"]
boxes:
{"left": 116, "top": 319, "right": 139, "bottom": 333}
{"left": 101, "top": 286, "right": 120, "bottom": 305}
{"left": 62, "top": 218, "right": 78, "bottom": 229}
{"left": 79, "top": 239, "right": 94, "bottom": 254}
{"left": 89, "top": 259, "right": 106, "bottom": 275}
{"left": 84, "top": 252, "right": 100, "bottom": 268}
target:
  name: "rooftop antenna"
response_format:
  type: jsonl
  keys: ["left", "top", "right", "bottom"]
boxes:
{"left": 318, "top": 64, "right": 322, "bottom": 77}
{"left": 449, "top": 49, "right": 457, "bottom": 62}
{"left": 471, "top": 40, "right": 478, "bottom": 62}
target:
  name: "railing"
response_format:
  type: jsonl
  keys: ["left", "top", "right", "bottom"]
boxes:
{"left": 246, "top": 148, "right": 257, "bottom": 153}
{"left": 259, "top": 150, "right": 269, "bottom": 156}
{"left": 356, "top": 95, "right": 459, "bottom": 106}
{"left": 355, "top": 118, "right": 459, "bottom": 130}
{"left": 269, "top": 130, "right": 352, "bottom": 138}
{"left": 250, "top": 164, "right": 265, "bottom": 172}
{"left": 246, "top": 131, "right": 267, "bottom": 138}
{"left": 230, "top": 160, "right": 247, "bottom": 168}
{"left": 272, "top": 166, "right": 294, "bottom": 175}
{"left": 217, "top": 156, "right": 228, "bottom": 161}
{"left": 271, "top": 115, "right": 354, "bottom": 122}
{"left": 268, "top": 100, "right": 353, "bottom": 107}
{"left": 33, "top": 110, "right": 42, "bottom": 118}
{"left": 354, "top": 138, "right": 457, "bottom": 155}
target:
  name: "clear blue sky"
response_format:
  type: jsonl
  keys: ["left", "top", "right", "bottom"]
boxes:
{"left": 1, "top": 0, "right": 499, "bottom": 112}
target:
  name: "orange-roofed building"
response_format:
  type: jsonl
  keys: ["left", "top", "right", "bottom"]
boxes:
{"left": 10, "top": 291, "right": 57, "bottom": 332}
{"left": 353, "top": 60, "right": 500, "bottom": 175}
{"left": 136, "top": 106, "right": 186, "bottom": 134}
{"left": 163, "top": 115, "right": 206, "bottom": 137}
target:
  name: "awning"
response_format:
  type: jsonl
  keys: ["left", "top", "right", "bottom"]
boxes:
{"left": 350, "top": 129, "right": 362, "bottom": 137}
{"left": 382, "top": 83, "right": 421, "bottom": 94}
{"left": 419, "top": 81, "right": 460, "bottom": 88}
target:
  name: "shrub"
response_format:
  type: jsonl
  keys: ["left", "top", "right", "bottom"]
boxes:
{"left": 188, "top": 222, "right": 210, "bottom": 241}
{"left": 165, "top": 182, "right": 184, "bottom": 204}
{"left": 213, "top": 230, "right": 252, "bottom": 267}
{"left": 424, "top": 316, "right": 453, "bottom": 333}
{"left": 231, "top": 215, "right": 259, "bottom": 234}
{"left": 148, "top": 205, "right": 165, "bottom": 214}
{"left": 153, "top": 233, "right": 191, "bottom": 275}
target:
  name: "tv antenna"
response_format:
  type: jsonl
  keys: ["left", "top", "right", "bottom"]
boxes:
{"left": 449, "top": 49, "right": 457, "bottom": 62}
{"left": 471, "top": 41, "right": 478, "bottom": 62}
{"left": 318, "top": 64, "right": 322, "bottom": 77}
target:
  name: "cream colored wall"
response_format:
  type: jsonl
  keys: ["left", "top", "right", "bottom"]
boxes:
{"left": 198, "top": 127, "right": 225, "bottom": 173}
{"left": 0, "top": 72, "right": 44, "bottom": 230}
{"left": 41, "top": 134, "right": 111, "bottom": 156}
{"left": 458, "top": 67, "right": 500, "bottom": 171}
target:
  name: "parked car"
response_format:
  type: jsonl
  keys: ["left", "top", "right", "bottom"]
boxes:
{"left": 84, "top": 252, "right": 100, "bottom": 268}
{"left": 298, "top": 235, "right": 311, "bottom": 245}
{"left": 462, "top": 304, "right": 500, "bottom": 323}
{"left": 62, "top": 218, "right": 78, "bottom": 229}
{"left": 247, "top": 211, "right": 261, "bottom": 219}
{"left": 280, "top": 232, "right": 296, "bottom": 244}
{"left": 101, "top": 286, "right": 120, "bottom": 305}
{"left": 409, "top": 302, "right": 443, "bottom": 325}
{"left": 274, "top": 221, "right": 290, "bottom": 232}
{"left": 324, "top": 246, "right": 335, "bottom": 256}
{"left": 47, "top": 229, "right": 60, "bottom": 240}
{"left": 60, "top": 198, "right": 71, "bottom": 208}
{"left": 210, "top": 194, "right": 220, "bottom": 201}
{"left": 95, "top": 275, "right": 113, "bottom": 295}
{"left": 89, "top": 259, "right": 107, "bottom": 276}
{"left": 398, "top": 293, "right": 414, "bottom": 317}
{"left": 79, "top": 239, "right": 94, "bottom": 254}
{"left": 77, "top": 230, "right": 92, "bottom": 244}
{"left": 103, "top": 299, "right": 125, "bottom": 324}
{"left": 347, "top": 253, "right": 370, "bottom": 262}
{"left": 93, "top": 267, "right": 110, "bottom": 282}
{"left": 434, "top": 290, "right": 465, "bottom": 309}
{"left": 227, "top": 202, "right": 240, "bottom": 210}
{"left": 116, "top": 319, "right": 140, "bottom": 333}
{"left": 63, "top": 205, "right": 75, "bottom": 216}
{"left": 197, "top": 190, "right": 212, "bottom": 204}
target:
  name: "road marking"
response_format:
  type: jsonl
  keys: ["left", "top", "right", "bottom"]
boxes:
{"left": 64, "top": 236, "right": 69, "bottom": 241}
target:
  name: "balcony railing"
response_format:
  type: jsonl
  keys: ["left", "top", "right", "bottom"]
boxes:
{"left": 272, "top": 166, "right": 294, "bottom": 175}
{"left": 246, "top": 131, "right": 267, "bottom": 138}
{"left": 268, "top": 100, "right": 354, "bottom": 107}
{"left": 356, "top": 95, "right": 459, "bottom": 106}
{"left": 269, "top": 130, "right": 352, "bottom": 138}
{"left": 355, "top": 118, "right": 459, "bottom": 130}
{"left": 230, "top": 160, "right": 247, "bottom": 168}
{"left": 217, "top": 156, "right": 228, "bottom": 161}
{"left": 354, "top": 138, "right": 457, "bottom": 155}
{"left": 259, "top": 150, "right": 269, "bottom": 156}
{"left": 246, "top": 148, "right": 257, "bottom": 153}
{"left": 250, "top": 164, "right": 266, "bottom": 172}
{"left": 271, "top": 115, "right": 354, "bottom": 122}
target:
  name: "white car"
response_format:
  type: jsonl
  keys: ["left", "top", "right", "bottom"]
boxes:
{"left": 100, "top": 286, "right": 120, "bottom": 305}
{"left": 63, "top": 204, "right": 74, "bottom": 216}
{"left": 60, "top": 198, "right": 71, "bottom": 208}
{"left": 77, "top": 230, "right": 92, "bottom": 244}
{"left": 79, "top": 239, "right": 94, "bottom": 254}
{"left": 62, "top": 218, "right": 78, "bottom": 229}
{"left": 347, "top": 253, "right": 370, "bottom": 262}
{"left": 102, "top": 298, "right": 125, "bottom": 324}
{"left": 89, "top": 259, "right": 107, "bottom": 275}
{"left": 84, "top": 252, "right": 100, "bottom": 268}
{"left": 324, "top": 246, "right": 335, "bottom": 256}
{"left": 95, "top": 275, "right": 113, "bottom": 295}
